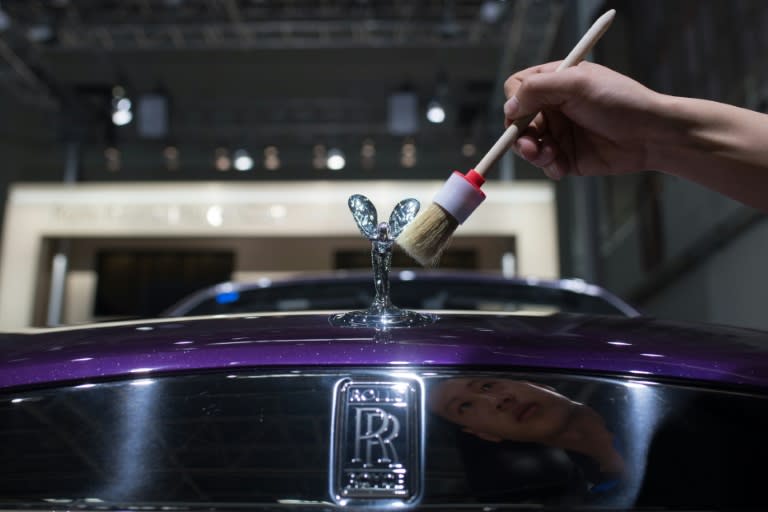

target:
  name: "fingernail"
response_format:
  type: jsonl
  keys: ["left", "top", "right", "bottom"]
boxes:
{"left": 504, "top": 96, "right": 520, "bottom": 118}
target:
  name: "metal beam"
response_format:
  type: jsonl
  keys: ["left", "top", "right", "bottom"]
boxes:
{"left": 51, "top": 20, "right": 510, "bottom": 51}
{"left": 0, "top": 38, "right": 58, "bottom": 109}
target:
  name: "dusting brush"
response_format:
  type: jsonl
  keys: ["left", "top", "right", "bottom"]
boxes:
{"left": 398, "top": 9, "right": 616, "bottom": 267}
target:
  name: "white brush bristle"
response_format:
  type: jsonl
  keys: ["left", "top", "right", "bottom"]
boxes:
{"left": 397, "top": 202, "right": 459, "bottom": 267}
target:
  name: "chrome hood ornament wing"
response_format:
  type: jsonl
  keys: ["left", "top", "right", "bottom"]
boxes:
{"left": 330, "top": 195, "right": 436, "bottom": 329}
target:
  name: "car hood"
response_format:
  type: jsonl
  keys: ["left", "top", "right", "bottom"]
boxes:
{"left": 0, "top": 312, "right": 767, "bottom": 389}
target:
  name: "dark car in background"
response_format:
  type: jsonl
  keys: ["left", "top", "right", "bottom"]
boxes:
{"left": 1, "top": 304, "right": 767, "bottom": 510}
{"left": 162, "top": 270, "right": 641, "bottom": 318}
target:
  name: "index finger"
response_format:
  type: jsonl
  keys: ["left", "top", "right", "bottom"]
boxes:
{"left": 503, "top": 61, "right": 563, "bottom": 99}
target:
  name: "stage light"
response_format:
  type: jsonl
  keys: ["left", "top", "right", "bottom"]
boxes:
{"left": 112, "top": 109, "right": 132, "bottom": 126}
{"left": 312, "top": 144, "right": 327, "bottom": 170}
{"left": 164, "top": 145, "right": 179, "bottom": 171}
{"left": 214, "top": 147, "right": 231, "bottom": 171}
{"left": 361, "top": 138, "right": 375, "bottom": 170}
{"left": 0, "top": 4, "right": 11, "bottom": 33}
{"left": 400, "top": 139, "right": 417, "bottom": 168}
{"left": 326, "top": 148, "right": 345, "bottom": 171}
{"left": 426, "top": 99, "right": 446, "bottom": 124}
{"left": 361, "top": 139, "right": 375, "bottom": 158}
{"left": 480, "top": 0, "right": 505, "bottom": 23}
{"left": 27, "top": 24, "right": 53, "bottom": 43}
{"left": 233, "top": 149, "right": 254, "bottom": 171}
{"left": 264, "top": 146, "right": 280, "bottom": 171}
{"left": 111, "top": 86, "right": 133, "bottom": 127}
{"left": 206, "top": 205, "right": 223, "bottom": 227}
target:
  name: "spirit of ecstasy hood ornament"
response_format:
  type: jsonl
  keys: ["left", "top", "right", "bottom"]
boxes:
{"left": 329, "top": 194, "right": 436, "bottom": 328}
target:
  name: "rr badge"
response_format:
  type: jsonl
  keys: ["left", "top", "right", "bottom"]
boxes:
{"left": 330, "top": 378, "right": 422, "bottom": 503}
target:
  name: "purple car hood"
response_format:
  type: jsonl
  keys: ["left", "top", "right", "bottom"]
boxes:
{"left": 1, "top": 312, "right": 767, "bottom": 390}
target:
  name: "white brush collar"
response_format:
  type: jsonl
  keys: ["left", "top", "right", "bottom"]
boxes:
{"left": 433, "top": 172, "right": 486, "bottom": 224}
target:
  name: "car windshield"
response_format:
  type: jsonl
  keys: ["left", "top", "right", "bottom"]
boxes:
{"left": 169, "top": 278, "right": 635, "bottom": 317}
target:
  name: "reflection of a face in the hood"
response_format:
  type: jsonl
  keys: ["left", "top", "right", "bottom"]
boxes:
{"left": 430, "top": 378, "right": 624, "bottom": 476}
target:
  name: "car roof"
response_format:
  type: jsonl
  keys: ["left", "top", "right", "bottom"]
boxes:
{"left": 162, "top": 270, "right": 641, "bottom": 317}
{"left": 2, "top": 312, "right": 767, "bottom": 391}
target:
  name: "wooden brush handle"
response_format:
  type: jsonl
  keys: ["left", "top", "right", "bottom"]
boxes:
{"left": 474, "top": 9, "right": 616, "bottom": 177}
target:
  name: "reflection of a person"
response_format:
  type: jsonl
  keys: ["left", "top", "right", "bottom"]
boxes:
{"left": 431, "top": 377, "right": 768, "bottom": 509}
{"left": 430, "top": 378, "right": 625, "bottom": 487}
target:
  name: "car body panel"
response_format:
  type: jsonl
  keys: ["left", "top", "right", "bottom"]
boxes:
{"left": 2, "top": 313, "right": 767, "bottom": 390}
{"left": 2, "top": 368, "right": 766, "bottom": 509}
{"left": 161, "top": 270, "right": 641, "bottom": 318}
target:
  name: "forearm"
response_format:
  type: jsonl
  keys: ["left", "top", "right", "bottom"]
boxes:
{"left": 648, "top": 94, "right": 768, "bottom": 212}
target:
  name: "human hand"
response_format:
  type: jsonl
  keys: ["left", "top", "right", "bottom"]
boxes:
{"left": 503, "top": 61, "right": 664, "bottom": 180}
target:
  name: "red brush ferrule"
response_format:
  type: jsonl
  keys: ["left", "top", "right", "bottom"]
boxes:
{"left": 463, "top": 169, "right": 485, "bottom": 189}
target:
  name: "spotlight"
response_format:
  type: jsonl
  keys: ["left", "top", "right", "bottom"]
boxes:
{"left": 361, "top": 138, "right": 376, "bottom": 158}
{"left": 0, "top": 4, "right": 11, "bottom": 33}
{"left": 400, "top": 139, "right": 417, "bottom": 168}
{"left": 426, "top": 99, "right": 446, "bottom": 124}
{"left": 112, "top": 109, "right": 132, "bottom": 126}
{"left": 233, "top": 149, "right": 254, "bottom": 171}
{"left": 164, "top": 145, "right": 179, "bottom": 171}
{"left": 264, "top": 145, "right": 280, "bottom": 171}
{"left": 480, "top": 0, "right": 505, "bottom": 23}
{"left": 312, "top": 144, "right": 327, "bottom": 170}
{"left": 461, "top": 142, "right": 477, "bottom": 157}
{"left": 326, "top": 148, "right": 346, "bottom": 171}
{"left": 269, "top": 204, "right": 287, "bottom": 219}
{"left": 427, "top": 71, "right": 449, "bottom": 125}
{"left": 214, "top": 147, "right": 231, "bottom": 171}
{"left": 111, "top": 86, "right": 133, "bottom": 127}
{"left": 206, "top": 205, "right": 223, "bottom": 227}
{"left": 27, "top": 24, "right": 53, "bottom": 43}
{"left": 361, "top": 138, "right": 375, "bottom": 170}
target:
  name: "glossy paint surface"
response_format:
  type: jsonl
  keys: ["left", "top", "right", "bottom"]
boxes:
{"left": 1, "top": 313, "right": 767, "bottom": 390}
{"left": 4, "top": 370, "right": 767, "bottom": 509}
